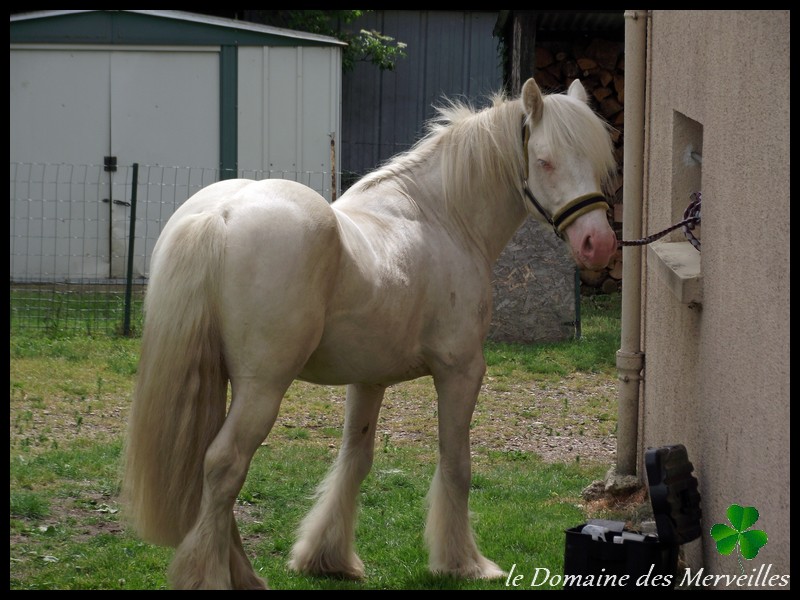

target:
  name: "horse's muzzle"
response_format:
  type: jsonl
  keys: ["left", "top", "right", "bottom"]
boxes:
{"left": 565, "top": 209, "right": 618, "bottom": 271}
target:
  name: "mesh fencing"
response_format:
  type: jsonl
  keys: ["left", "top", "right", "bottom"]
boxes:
{"left": 10, "top": 162, "right": 337, "bottom": 335}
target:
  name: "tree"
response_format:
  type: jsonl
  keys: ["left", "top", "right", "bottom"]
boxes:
{"left": 203, "top": 10, "right": 407, "bottom": 72}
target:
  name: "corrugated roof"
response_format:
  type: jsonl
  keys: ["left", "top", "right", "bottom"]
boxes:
{"left": 534, "top": 10, "right": 625, "bottom": 33}
{"left": 10, "top": 10, "right": 347, "bottom": 46}
{"left": 495, "top": 10, "right": 625, "bottom": 36}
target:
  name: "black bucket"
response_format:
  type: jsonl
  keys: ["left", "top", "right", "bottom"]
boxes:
{"left": 562, "top": 444, "right": 702, "bottom": 590}
{"left": 563, "top": 522, "right": 678, "bottom": 588}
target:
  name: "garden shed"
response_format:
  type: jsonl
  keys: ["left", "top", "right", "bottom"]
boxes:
{"left": 10, "top": 10, "right": 344, "bottom": 282}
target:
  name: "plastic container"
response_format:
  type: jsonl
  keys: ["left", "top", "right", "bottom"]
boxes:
{"left": 562, "top": 444, "right": 701, "bottom": 589}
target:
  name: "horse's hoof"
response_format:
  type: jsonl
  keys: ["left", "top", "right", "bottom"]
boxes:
{"left": 233, "top": 572, "right": 269, "bottom": 590}
{"left": 288, "top": 551, "right": 365, "bottom": 580}
{"left": 431, "top": 556, "right": 506, "bottom": 580}
{"left": 474, "top": 558, "right": 506, "bottom": 580}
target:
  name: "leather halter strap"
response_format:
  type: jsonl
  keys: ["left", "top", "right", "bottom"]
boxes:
{"left": 521, "top": 119, "right": 609, "bottom": 239}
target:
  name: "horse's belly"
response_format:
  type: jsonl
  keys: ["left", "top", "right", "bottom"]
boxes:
{"left": 298, "top": 337, "right": 431, "bottom": 386}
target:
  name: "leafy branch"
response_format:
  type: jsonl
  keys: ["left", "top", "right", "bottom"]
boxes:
{"left": 254, "top": 10, "right": 407, "bottom": 72}
{"left": 345, "top": 29, "right": 407, "bottom": 72}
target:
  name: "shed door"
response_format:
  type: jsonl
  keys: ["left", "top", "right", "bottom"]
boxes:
{"left": 108, "top": 49, "right": 219, "bottom": 278}
{"left": 10, "top": 49, "right": 111, "bottom": 280}
{"left": 10, "top": 47, "right": 219, "bottom": 281}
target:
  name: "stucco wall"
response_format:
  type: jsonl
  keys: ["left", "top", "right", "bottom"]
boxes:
{"left": 640, "top": 10, "right": 789, "bottom": 587}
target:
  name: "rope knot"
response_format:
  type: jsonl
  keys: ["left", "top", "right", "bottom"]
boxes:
{"left": 619, "top": 191, "right": 702, "bottom": 251}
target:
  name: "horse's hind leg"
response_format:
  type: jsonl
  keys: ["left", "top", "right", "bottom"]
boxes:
{"left": 289, "top": 383, "right": 386, "bottom": 579}
{"left": 229, "top": 518, "right": 267, "bottom": 589}
{"left": 168, "top": 377, "right": 287, "bottom": 589}
{"left": 426, "top": 359, "right": 505, "bottom": 579}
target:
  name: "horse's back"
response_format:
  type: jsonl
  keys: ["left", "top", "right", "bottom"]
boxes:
{"left": 160, "top": 179, "right": 343, "bottom": 381}
{"left": 166, "top": 178, "right": 332, "bottom": 231}
{"left": 158, "top": 178, "right": 339, "bottom": 269}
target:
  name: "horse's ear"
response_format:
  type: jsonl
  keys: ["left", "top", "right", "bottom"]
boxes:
{"left": 522, "top": 78, "right": 543, "bottom": 123}
{"left": 567, "top": 79, "right": 589, "bottom": 104}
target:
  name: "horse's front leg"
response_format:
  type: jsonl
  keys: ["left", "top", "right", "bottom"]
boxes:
{"left": 426, "top": 355, "right": 505, "bottom": 579}
{"left": 289, "top": 383, "right": 386, "bottom": 579}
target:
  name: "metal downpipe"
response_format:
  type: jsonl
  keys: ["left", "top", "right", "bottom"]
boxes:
{"left": 615, "top": 10, "right": 648, "bottom": 477}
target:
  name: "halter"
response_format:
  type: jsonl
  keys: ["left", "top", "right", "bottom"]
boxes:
{"left": 521, "top": 119, "right": 610, "bottom": 239}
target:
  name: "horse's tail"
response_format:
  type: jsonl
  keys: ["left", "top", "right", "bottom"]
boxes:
{"left": 121, "top": 211, "right": 228, "bottom": 547}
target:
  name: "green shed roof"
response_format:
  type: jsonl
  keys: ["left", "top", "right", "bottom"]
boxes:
{"left": 10, "top": 10, "right": 347, "bottom": 47}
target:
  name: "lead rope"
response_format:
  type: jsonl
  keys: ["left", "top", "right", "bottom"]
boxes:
{"left": 618, "top": 192, "right": 702, "bottom": 251}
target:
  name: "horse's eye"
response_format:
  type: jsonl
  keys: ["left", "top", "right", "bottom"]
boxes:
{"left": 537, "top": 159, "right": 552, "bottom": 170}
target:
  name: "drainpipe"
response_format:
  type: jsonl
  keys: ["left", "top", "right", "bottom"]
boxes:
{"left": 615, "top": 10, "right": 648, "bottom": 477}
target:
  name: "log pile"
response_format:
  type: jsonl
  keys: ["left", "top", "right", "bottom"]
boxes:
{"left": 534, "top": 36, "right": 625, "bottom": 295}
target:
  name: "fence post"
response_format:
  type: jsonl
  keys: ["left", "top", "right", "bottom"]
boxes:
{"left": 123, "top": 163, "right": 139, "bottom": 336}
{"left": 574, "top": 267, "right": 582, "bottom": 340}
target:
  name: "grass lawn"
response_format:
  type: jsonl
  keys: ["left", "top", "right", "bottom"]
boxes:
{"left": 10, "top": 294, "right": 628, "bottom": 590}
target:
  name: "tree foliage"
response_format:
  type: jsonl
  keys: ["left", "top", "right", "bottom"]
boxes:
{"left": 251, "top": 10, "right": 407, "bottom": 72}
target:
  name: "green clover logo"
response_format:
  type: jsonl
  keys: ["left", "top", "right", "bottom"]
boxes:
{"left": 710, "top": 504, "right": 768, "bottom": 574}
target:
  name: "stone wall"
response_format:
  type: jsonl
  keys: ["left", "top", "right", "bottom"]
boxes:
{"left": 488, "top": 219, "right": 576, "bottom": 343}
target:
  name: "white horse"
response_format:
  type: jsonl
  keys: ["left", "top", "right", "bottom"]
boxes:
{"left": 121, "top": 78, "right": 618, "bottom": 589}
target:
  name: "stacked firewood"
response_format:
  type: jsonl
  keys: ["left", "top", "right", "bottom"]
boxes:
{"left": 534, "top": 37, "right": 625, "bottom": 294}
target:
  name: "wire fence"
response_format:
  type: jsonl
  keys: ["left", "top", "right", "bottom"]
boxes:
{"left": 10, "top": 162, "right": 338, "bottom": 335}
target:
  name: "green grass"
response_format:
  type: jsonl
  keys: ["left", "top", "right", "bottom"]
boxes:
{"left": 10, "top": 294, "right": 623, "bottom": 590}
{"left": 10, "top": 286, "right": 145, "bottom": 336}
{"left": 10, "top": 438, "right": 605, "bottom": 590}
{"left": 485, "top": 294, "right": 621, "bottom": 378}
{"left": 10, "top": 490, "right": 51, "bottom": 520}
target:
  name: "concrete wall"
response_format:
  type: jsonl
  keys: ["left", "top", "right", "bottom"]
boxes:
{"left": 639, "top": 10, "right": 789, "bottom": 586}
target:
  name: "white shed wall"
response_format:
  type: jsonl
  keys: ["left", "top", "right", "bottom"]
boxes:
{"left": 11, "top": 42, "right": 341, "bottom": 282}
{"left": 10, "top": 45, "right": 220, "bottom": 280}
{"left": 237, "top": 45, "right": 342, "bottom": 201}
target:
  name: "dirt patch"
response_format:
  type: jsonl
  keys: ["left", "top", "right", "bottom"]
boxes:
{"left": 12, "top": 369, "right": 619, "bottom": 466}
{"left": 279, "top": 371, "right": 618, "bottom": 466}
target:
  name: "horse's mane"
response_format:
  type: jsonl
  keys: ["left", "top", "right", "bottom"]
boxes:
{"left": 348, "top": 88, "right": 617, "bottom": 205}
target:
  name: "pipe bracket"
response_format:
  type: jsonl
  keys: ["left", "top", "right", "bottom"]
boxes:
{"left": 616, "top": 350, "right": 644, "bottom": 382}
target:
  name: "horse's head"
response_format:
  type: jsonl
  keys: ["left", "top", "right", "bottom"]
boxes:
{"left": 521, "top": 78, "right": 618, "bottom": 271}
